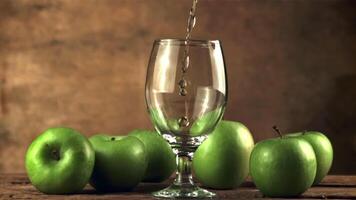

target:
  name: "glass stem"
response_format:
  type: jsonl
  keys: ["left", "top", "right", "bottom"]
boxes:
{"left": 174, "top": 151, "right": 195, "bottom": 187}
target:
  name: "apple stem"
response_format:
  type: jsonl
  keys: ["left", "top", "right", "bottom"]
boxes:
{"left": 302, "top": 130, "right": 307, "bottom": 135}
{"left": 51, "top": 149, "right": 60, "bottom": 161}
{"left": 111, "top": 137, "right": 115, "bottom": 141}
{"left": 273, "top": 126, "right": 283, "bottom": 138}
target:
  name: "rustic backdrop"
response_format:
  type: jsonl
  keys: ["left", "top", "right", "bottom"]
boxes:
{"left": 0, "top": 0, "right": 355, "bottom": 174}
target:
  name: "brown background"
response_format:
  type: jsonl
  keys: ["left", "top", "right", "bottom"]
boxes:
{"left": 0, "top": 0, "right": 355, "bottom": 174}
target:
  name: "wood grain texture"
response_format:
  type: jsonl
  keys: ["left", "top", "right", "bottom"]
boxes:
{"left": 0, "top": 174, "right": 355, "bottom": 199}
{"left": 0, "top": 0, "right": 355, "bottom": 173}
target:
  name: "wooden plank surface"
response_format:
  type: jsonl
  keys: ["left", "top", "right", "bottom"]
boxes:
{"left": 0, "top": 174, "right": 355, "bottom": 199}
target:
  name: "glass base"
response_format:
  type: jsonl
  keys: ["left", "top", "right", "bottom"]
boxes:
{"left": 152, "top": 184, "right": 216, "bottom": 199}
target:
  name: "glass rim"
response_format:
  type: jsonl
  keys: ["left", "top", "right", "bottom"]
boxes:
{"left": 154, "top": 39, "right": 221, "bottom": 46}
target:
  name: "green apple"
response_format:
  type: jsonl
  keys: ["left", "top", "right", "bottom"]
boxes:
{"left": 190, "top": 108, "right": 224, "bottom": 137}
{"left": 25, "top": 127, "right": 95, "bottom": 194}
{"left": 192, "top": 120, "right": 255, "bottom": 189}
{"left": 250, "top": 129, "right": 317, "bottom": 197}
{"left": 129, "top": 130, "right": 176, "bottom": 182}
{"left": 149, "top": 108, "right": 180, "bottom": 133}
{"left": 149, "top": 108, "right": 169, "bottom": 131}
{"left": 89, "top": 134, "right": 147, "bottom": 192}
{"left": 287, "top": 131, "right": 333, "bottom": 185}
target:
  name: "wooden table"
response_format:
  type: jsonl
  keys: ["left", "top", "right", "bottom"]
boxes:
{"left": 0, "top": 174, "right": 355, "bottom": 199}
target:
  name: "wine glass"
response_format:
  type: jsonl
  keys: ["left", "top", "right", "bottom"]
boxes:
{"left": 145, "top": 39, "right": 228, "bottom": 198}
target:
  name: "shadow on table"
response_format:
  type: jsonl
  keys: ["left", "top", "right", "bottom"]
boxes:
{"left": 78, "top": 182, "right": 170, "bottom": 195}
